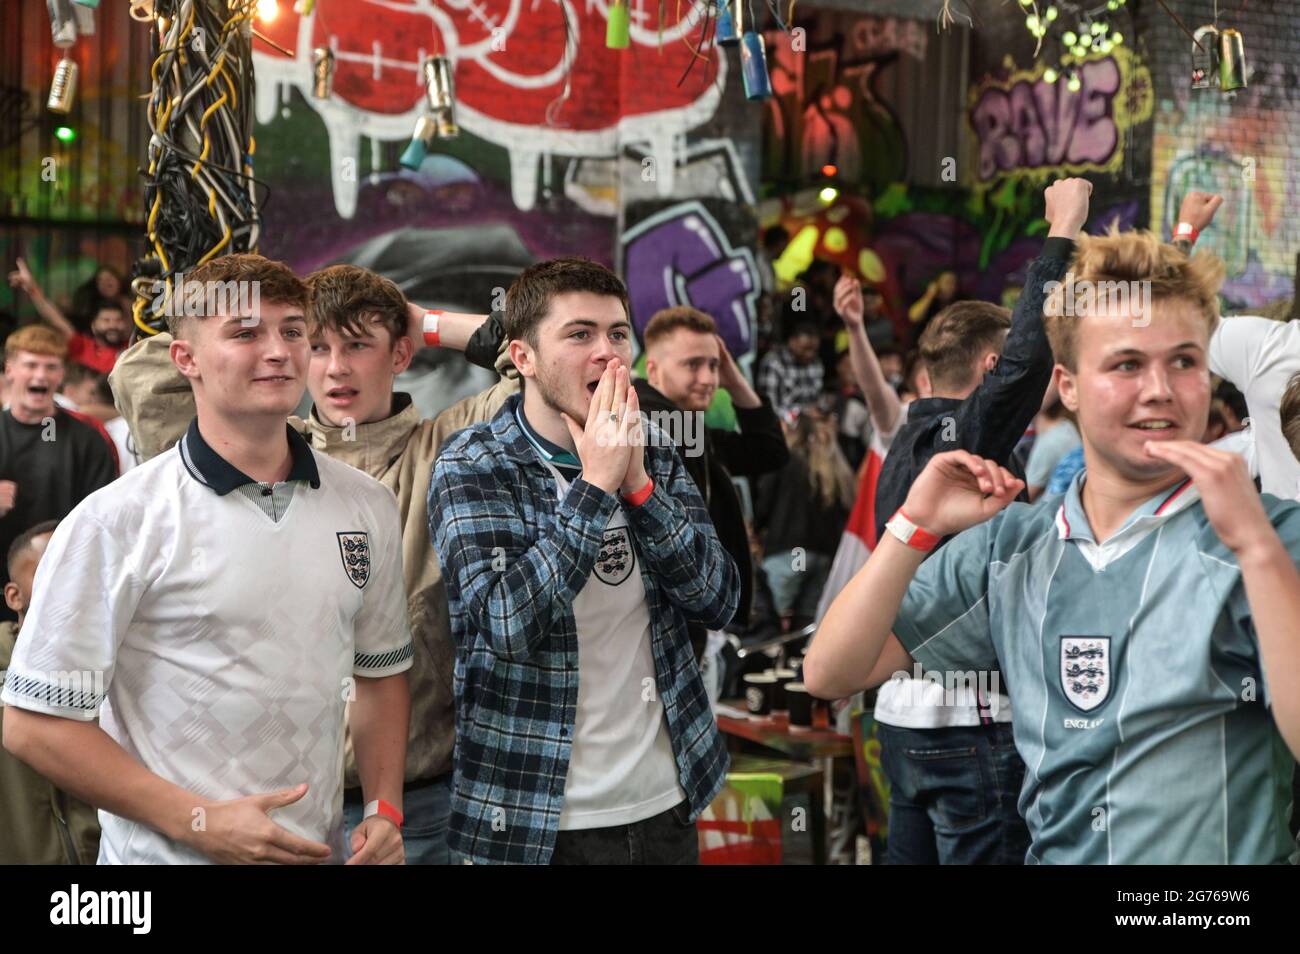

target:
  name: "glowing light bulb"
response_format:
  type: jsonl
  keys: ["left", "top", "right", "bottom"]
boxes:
{"left": 1063, "top": 31, "right": 1077, "bottom": 46}
{"left": 257, "top": 0, "right": 278, "bottom": 22}
{"left": 1067, "top": 74, "right": 1082, "bottom": 92}
{"left": 1044, "top": 68, "right": 1059, "bottom": 83}
{"left": 819, "top": 186, "right": 839, "bottom": 204}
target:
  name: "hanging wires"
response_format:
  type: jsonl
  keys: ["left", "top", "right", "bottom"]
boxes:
{"left": 132, "top": 0, "right": 267, "bottom": 334}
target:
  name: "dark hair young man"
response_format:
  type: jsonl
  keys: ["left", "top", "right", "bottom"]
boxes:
{"left": 4, "top": 254, "right": 413, "bottom": 865}
{"left": 108, "top": 261, "right": 517, "bottom": 864}
{"left": 429, "top": 257, "right": 739, "bottom": 864}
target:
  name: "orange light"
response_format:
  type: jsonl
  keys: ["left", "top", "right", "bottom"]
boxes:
{"left": 821, "top": 164, "right": 838, "bottom": 178}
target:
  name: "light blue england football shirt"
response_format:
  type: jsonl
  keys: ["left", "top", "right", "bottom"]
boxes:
{"left": 893, "top": 471, "right": 1298, "bottom": 864}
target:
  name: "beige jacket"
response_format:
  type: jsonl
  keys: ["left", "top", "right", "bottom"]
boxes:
{"left": 109, "top": 333, "right": 519, "bottom": 786}
{"left": 1, "top": 622, "right": 102, "bottom": 863}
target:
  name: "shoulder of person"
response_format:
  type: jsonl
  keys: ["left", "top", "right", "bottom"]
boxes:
{"left": 980, "top": 500, "right": 1058, "bottom": 563}
{"left": 431, "top": 417, "right": 511, "bottom": 476}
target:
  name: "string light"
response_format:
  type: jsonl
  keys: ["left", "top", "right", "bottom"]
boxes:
{"left": 256, "top": 0, "right": 277, "bottom": 22}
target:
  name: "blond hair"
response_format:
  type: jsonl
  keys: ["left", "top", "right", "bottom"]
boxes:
{"left": 1045, "top": 229, "right": 1225, "bottom": 371}
{"left": 5, "top": 324, "right": 68, "bottom": 361}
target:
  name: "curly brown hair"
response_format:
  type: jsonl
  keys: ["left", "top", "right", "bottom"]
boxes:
{"left": 305, "top": 265, "right": 407, "bottom": 345}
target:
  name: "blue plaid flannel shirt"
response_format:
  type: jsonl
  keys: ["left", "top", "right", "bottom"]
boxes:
{"left": 428, "top": 393, "right": 739, "bottom": 864}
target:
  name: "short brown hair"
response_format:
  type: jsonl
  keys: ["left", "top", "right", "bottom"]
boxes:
{"left": 1045, "top": 229, "right": 1225, "bottom": 371}
{"left": 305, "top": 265, "right": 407, "bottom": 345}
{"left": 165, "top": 253, "right": 308, "bottom": 337}
{"left": 504, "top": 258, "right": 629, "bottom": 348}
{"left": 918, "top": 301, "right": 1011, "bottom": 392}
{"left": 1281, "top": 371, "right": 1300, "bottom": 466}
{"left": 643, "top": 306, "right": 716, "bottom": 351}
{"left": 5, "top": 324, "right": 68, "bottom": 361}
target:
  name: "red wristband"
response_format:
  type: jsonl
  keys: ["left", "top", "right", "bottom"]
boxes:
{"left": 1174, "top": 222, "right": 1199, "bottom": 244}
{"left": 885, "top": 508, "right": 941, "bottom": 552}
{"left": 622, "top": 478, "right": 654, "bottom": 507}
{"left": 422, "top": 310, "right": 443, "bottom": 348}
{"left": 363, "top": 798, "right": 403, "bottom": 829}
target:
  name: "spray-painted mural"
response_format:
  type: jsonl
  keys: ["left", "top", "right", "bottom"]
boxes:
{"left": 622, "top": 198, "right": 760, "bottom": 362}
{"left": 237, "top": 0, "right": 764, "bottom": 409}
{"left": 253, "top": 0, "right": 726, "bottom": 218}
{"left": 757, "top": 12, "right": 1148, "bottom": 340}
{"left": 1151, "top": 59, "right": 1300, "bottom": 309}
{"left": 969, "top": 50, "right": 1153, "bottom": 182}
{"left": 762, "top": 16, "right": 920, "bottom": 193}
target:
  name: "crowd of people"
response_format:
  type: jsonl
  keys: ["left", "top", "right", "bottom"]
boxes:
{"left": 1, "top": 176, "right": 1298, "bottom": 865}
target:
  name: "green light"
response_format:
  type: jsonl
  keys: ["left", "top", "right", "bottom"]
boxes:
{"left": 1044, "top": 68, "right": 1059, "bottom": 83}
{"left": 819, "top": 186, "right": 839, "bottom": 204}
{"left": 1063, "top": 31, "right": 1077, "bottom": 46}
{"left": 55, "top": 125, "right": 76, "bottom": 143}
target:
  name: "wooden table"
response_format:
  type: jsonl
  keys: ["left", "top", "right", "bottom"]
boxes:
{"left": 716, "top": 704, "right": 856, "bottom": 863}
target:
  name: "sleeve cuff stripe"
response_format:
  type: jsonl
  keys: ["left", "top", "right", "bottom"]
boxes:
{"left": 2, "top": 671, "right": 101, "bottom": 711}
{"left": 354, "top": 641, "right": 415, "bottom": 671}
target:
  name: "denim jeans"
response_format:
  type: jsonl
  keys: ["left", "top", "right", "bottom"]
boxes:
{"left": 878, "top": 722, "right": 1029, "bottom": 865}
{"left": 342, "top": 775, "right": 452, "bottom": 865}
{"left": 549, "top": 801, "right": 699, "bottom": 865}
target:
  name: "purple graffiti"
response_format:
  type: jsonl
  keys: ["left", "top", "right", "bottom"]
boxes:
{"left": 622, "top": 202, "right": 759, "bottom": 360}
{"left": 971, "top": 58, "right": 1121, "bottom": 180}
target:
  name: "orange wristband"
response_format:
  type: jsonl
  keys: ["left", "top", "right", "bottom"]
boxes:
{"left": 885, "top": 508, "right": 941, "bottom": 552}
{"left": 622, "top": 478, "right": 654, "bottom": 507}
{"left": 422, "top": 310, "right": 443, "bottom": 348}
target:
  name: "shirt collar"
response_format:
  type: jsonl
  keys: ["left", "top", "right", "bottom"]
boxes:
{"left": 513, "top": 401, "right": 582, "bottom": 473}
{"left": 179, "top": 417, "right": 321, "bottom": 495}
{"left": 1055, "top": 469, "right": 1199, "bottom": 543}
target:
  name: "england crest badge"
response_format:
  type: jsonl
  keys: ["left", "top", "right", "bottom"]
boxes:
{"left": 337, "top": 531, "right": 371, "bottom": 589}
{"left": 1060, "top": 636, "right": 1111, "bottom": 712}
{"left": 594, "top": 527, "right": 635, "bottom": 586}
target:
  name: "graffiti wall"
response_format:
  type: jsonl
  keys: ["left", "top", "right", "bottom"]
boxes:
{"left": 1148, "top": 1, "right": 1300, "bottom": 310}
{"left": 239, "top": 0, "right": 768, "bottom": 412}
{"left": 969, "top": 49, "right": 1153, "bottom": 183}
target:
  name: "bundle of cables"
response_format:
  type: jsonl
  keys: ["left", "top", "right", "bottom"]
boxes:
{"left": 131, "top": 0, "right": 264, "bottom": 335}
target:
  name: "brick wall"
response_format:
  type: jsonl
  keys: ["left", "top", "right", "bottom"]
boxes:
{"left": 1146, "top": 0, "right": 1300, "bottom": 310}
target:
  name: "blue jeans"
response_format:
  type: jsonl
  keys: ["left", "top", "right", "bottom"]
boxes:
{"left": 342, "top": 775, "right": 452, "bottom": 865}
{"left": 877, "top": 722, "right": 1028, "bottom": 865}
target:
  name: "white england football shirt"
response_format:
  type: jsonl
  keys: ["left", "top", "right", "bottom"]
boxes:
{"left": 2, "top": 420, "right": 413, "bottom": 864}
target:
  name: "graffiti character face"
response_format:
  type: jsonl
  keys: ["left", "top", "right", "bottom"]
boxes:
{"left": 513, "top": 292, "right": 634, "bottom": 427}
{"left": 645, "top": 329, "right": 720, "bottom": 413}
{"left": 171, "top": 301, "right": 310, "bottom": 423}
{"left": 308, "top": 320, "right": 414, "bottom": 427}
{"left": 91, "top": 304, "right": 129, "bottom": 347}
{"left": 4, "top": 350, "right": 64, "bottom": 422}
{"left": 1057, "top": 299, "right": 1211, "bottom": 485}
